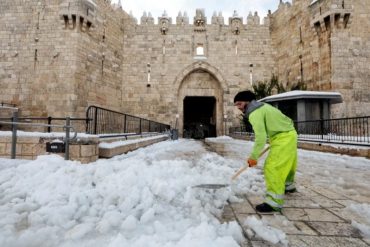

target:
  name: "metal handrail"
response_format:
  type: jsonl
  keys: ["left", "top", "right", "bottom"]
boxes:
{"left": 229, "top": 116, "right": 370, "bottom": 146}
{"left": 86, "top": 105, "right": 170, "bottom": 135}
{"left": 0, "top": 121, "right": 78, "bottom": 140}
{"left": 0, "top": 115, "right": 77, "bottom": 160}
{"left": 0, "top": 117, "right": 90, "bottom": 133}
{"left": 0, "top": 102, "right": 17, "bottom": 107}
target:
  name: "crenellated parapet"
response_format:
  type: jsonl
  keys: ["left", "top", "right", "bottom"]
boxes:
{"left": 247, "top": 11, "right": 261, "bottom": 25}
{"left": 136, "top": 8, "right": 268, "bottom": 34}
{"left": 59, "top": 0, "right": 97, "bottom": 32}
{"left": 176, "top": 11, "right": 190, "bottom": 25}
{"left": 309, "top": 0, "right": 353, "bottom": 34}
{"left": 141, "top": 12, "right": 155, "bottom": 25}
{"left": 211, "top": 11, "right": 224, "bottom": 25}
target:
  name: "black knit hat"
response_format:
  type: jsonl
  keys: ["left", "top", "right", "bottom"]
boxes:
{"left": 233, "top": 90, "right": 256, "bottom": 103}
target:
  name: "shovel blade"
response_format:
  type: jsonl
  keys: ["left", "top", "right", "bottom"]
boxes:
{"left": 192, "top": 184, "right": 230, "bottom": 189}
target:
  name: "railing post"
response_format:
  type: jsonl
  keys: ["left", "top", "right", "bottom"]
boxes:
{"left": 94, "top": 107, "right": 98, "bottom": 134}
{"left": 47, "top": 116, "right": 52, "bottom": 132}
{"left": 11, "top": 111, "right": 18, "bottom": 159}
{"left": 85, "top": 112, "right": 89, "bottom": 134}
{"left": 65, "top": 117, "right": 70, "bottom": 160}
{"left": 139, "top": 119, "right": 142, "bottom": 134}
{"left": 124, "top": 115, "right": 127, "bottom": 133}
{"left": 320, "top": 118, "right": 324, "bottom": 140}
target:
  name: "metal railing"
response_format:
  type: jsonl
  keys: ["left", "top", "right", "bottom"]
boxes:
{"left": 86, "top": 105, "right": 170, "bottom": 137}
{"left": 0, "top": 116, "right": 89, "bottom": 132}
{"left": 295, "top": 116, "right": 370, "bottom": 145}
{"left": 229, "top": 116, "right": 370, "bottom": 146}
{"left": 0, "top": 112, "right": 77, "bottom": 160}
{"left": 0, "top": 102, "right": 17, "bottom": 108}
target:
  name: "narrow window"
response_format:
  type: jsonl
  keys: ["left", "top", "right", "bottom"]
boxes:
{"left": 196, "top": 45, "right": 204, "bottom": 56}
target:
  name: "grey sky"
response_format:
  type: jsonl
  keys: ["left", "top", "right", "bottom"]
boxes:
{"left": 111, "top": 0, "right": 291, "bottom": 24}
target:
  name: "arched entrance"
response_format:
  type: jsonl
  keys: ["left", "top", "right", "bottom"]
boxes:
{"left": 174, "top": 61, "right": 228, "bottom": 138}
{"left": 183, "top": 96, "right": 216, "bottom": 139}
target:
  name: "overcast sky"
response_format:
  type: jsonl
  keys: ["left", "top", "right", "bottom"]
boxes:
{"left": 111, "top": 0, "right": 291, "bottom": 24}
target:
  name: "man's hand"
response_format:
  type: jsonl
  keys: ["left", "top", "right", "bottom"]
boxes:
{"left": 247, "top": 158, "right": 257, "bottom": 167}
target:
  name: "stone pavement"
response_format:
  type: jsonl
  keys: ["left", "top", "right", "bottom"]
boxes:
{"left": 221, "top": 182, "right": 370, "bottom": 247}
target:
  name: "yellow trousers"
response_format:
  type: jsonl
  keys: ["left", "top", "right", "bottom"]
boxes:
{"left": 263, "top": 130, "right": 297, "bottom": 209}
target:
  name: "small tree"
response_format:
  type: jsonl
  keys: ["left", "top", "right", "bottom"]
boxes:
{"left": 270, "top": 74, "right": 287, "bottom": 93}
{"left": 252, "top": 75, "right": 306, "bottom": 99}
{"left": 252, "top": 81, "right": 273, "bottom": 100}
{"left": 290, "top": 80, "right": 307, "bottom": 91}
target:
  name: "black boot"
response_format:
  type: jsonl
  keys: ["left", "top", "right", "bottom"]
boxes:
{"left": 285, "top": 188, "right": 297, "bottom": 194}
{"left": 255, "top": 203, "right": 280, "bottom": 213}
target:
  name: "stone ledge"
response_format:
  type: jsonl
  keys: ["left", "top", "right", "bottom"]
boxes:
{"left": 0, "top": 131, "right": 169, "bottom": 163}
{"left": 298, "top": 142, "right": 370, "bottom": 159}
{"left": 99, "top": 135, "right": 169, "bottom": 158}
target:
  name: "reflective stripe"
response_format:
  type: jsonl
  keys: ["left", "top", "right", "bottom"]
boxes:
{"left": 285, "top": 183, "right": 296, "bottom": 190}
{"left": 266, "top": 191, "right": 284, "bottom": 200}
{"left": 264, "top": 198, "right": 283, "bottom": 208}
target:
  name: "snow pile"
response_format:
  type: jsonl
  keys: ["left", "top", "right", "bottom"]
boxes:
{"left": 2, "top": 135, "right": 370, "bottom": 246}
{"left": 244, "top": 216, "right": 288, "bottom": 246}
{"left": 0, "top": 139, "right": 261, "bottom": 247}
{"left": 348, "top": 203, "right": 370, "bottom": 239}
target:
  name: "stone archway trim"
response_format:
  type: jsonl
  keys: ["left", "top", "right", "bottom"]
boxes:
{"left": 174, "top": 61, "right": 229, "bottom": 94}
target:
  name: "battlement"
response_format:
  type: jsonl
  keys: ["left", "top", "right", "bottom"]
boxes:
{"left": 138, "top": 9, "right": 270, "bottom": 28}
{"left": 59, "top": 0, "right": 97, "bottom": 32}
{"left": 58, "top": 0, "right": 132, "bottom": 32}
{"left": 309, "top": 0, "right": 353, "bottom": 34}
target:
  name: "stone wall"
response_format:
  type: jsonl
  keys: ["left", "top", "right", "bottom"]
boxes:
{"left": 329, "top": 0, "right": 370, "bottom": 117}
{"left": 121, "top": 10, "right": 274, "bottom": 134}
{"left": 0, "top": 0, "right": 130, "bottom": 119}
{"left": 0, "top": 134, "right": 99, "bottom": 163}
{"left": 270, "top": 0, "right": 370, "bottom": 118}
{"left": 1, "top": 0, "right": 78, "bottom": 117}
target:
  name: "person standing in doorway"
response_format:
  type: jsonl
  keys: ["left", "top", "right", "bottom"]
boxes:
{"left": 234, "top": 90, "right": 298, "bottom": 212}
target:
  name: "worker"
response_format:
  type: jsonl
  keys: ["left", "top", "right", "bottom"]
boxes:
{"left": 234, "top": 90, "right": 298, "bottom": 212}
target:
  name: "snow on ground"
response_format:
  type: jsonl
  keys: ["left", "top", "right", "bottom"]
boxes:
{"left": 207, "top": 136, "right": 370, "bottom": 241}
{"left": 0, "top": 136, "right": 370, "bottom": 246}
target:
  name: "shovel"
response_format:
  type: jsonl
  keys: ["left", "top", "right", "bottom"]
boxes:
{"left": 193, "top": 146, "right": 270, "bottom": 189}
{"left": 231, "top": 146, "right": 270, "bottom": 180}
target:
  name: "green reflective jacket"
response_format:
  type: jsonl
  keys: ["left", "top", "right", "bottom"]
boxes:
{"left": 247, "top": 102, "right": 295, "bottom": 160}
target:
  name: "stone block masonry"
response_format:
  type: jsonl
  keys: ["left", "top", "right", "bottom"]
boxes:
{"left": 0, "top": 133, "right": 100, "bottom": 163}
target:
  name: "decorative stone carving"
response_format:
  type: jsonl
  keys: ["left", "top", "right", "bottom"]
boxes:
{"left": 193, "top": 9, "right": 207, "bottom": 32}
{"left": 230, "top": 10, "right": 243, "bottom": 35}
{"left": 158, "top": 10, "right": 171, "bottom": 35}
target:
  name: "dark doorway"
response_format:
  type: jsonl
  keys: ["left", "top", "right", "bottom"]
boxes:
{"left": 183, "top": 96, "right": 216, "bottom": 139}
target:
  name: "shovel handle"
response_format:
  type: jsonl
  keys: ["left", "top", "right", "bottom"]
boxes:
{"left": 231, "top": 166, "right": 248, "bottom": 180}
{"left": 231, "top": 146, "right": 270, "bottom": 180}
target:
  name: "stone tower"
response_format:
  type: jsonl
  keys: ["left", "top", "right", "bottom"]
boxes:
{"left": 270, "top": 0, "right": 370, "bottom": 117}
